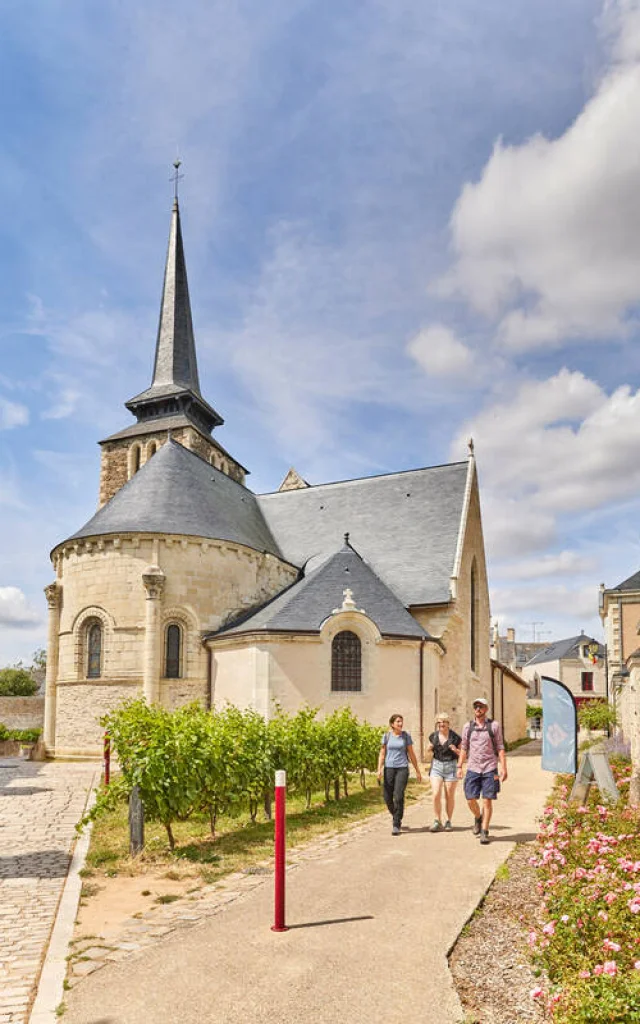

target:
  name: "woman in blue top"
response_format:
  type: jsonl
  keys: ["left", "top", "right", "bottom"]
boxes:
{"left": 377, "top": 713, "right": 422, "bottom": 835}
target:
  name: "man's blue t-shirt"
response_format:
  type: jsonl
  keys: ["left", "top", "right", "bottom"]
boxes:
{"left": 382, "top": 731, "right": 413, "bottom": 768}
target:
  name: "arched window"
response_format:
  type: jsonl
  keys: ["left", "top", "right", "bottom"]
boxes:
{"left": 470, "top": 560, "right": 478, "bottom": 673}
{"left": 165, "top": 624, "right": 182, "bottom": 679}
{"left": 87, "top": 621, "right": 102, "bottom": 679}
{"left": 331, "top": 631, "right": 361, "bottom": 691}
{"left": 147, "top": 442, "right": 157, "bottom": 459}
{"left": 129, "top": 444, "right": 141, "bottom": 478}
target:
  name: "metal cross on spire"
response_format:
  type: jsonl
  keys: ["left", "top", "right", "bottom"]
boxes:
{"left": 171, "top": 158, "right": 184, "bottom": 200}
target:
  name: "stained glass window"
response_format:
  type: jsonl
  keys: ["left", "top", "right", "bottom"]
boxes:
{"left": 165, "top": 624, "right": 181, "bottom": 679}
{"left": 331, "top": 631, "right": 361, "bottom": 691}
{"left": 87, "top": 622, "right": 102, "bottom": 678}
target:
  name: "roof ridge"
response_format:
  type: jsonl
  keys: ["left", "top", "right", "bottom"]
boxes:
{"left": 258, "top": 459, "right": 468, "bottom": 496}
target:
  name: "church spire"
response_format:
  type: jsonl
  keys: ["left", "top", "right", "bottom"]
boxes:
{"left": 150, "top": 196, "right": 201, "bottom": 396}
{"left": 125, "top": 184, "right": 223, "bottom": 433}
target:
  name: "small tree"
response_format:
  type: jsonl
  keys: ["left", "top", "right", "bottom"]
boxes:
{"left": 578, "top": 700, "right": 618, "bottom": 734}
{"left": 0, "top": 668, "right": 39, "bottom": 696}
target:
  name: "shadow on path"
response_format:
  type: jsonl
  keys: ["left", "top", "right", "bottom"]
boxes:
{"left": 0, "top": 786, "right": 53, "bottom": 796}
{"left": 0, "top": 849, "right": 70, "bottom": 879}
{"left": 288, "top": 915, "right": 374, "bottom": 930}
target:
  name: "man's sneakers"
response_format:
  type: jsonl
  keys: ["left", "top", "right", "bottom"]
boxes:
{"left": 473, "top": 815, "right": 482, "bottom": 836}
{"left": 430, "top": 819, "right": 442, "bottom": 832}
{"left": 391, "top": 825, "right": 401, "bottom": 835}
{"left": 480, "top": 830, "right": 490, "bottom": 845}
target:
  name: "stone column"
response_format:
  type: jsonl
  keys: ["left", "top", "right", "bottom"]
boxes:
{"left": 43, "top": 582, "right": 61, "bottom": 754}
{"left": 142, "top": 565, "right": 166, "bottom": 704}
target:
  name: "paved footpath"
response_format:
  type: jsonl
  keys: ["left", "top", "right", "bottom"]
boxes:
{"left": 0, "top": 760, "right": 96, "bottom": 1024}
{"left": 65, "top": 743, "right": 550, "bottom": 1024}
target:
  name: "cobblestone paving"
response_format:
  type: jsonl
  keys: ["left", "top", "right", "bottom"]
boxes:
{"left": 0, "top": 759, "right": 97, "bottom": 1024}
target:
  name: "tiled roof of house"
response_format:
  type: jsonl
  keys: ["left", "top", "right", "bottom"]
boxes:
{"left": 611, "top": 568, "right": 640, "bottom": 592}
{"left": 524, "top": 633, "right": 604, "bottom": 667}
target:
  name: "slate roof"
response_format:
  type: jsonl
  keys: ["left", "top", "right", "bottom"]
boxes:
{"left": 611, "top": 568, "right": 640, "bottom": 592}
{"left": 257, "top": 462, "right": 469, "bottom": 606}
{"left": 524, "top": 634, "right": 604, "bottom": 667}
{"left": 64, "top": 440, "right": 281, "bottom": 555}
{"left": 125, "top": 199, "right": 223, "bottom": 431}
{"left": 209, "top": 542, "right": 431, "bottom": 640}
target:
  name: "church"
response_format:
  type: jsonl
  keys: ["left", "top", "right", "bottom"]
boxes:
{"left": 42, "top": 196, "right": 493, "bottom": 761}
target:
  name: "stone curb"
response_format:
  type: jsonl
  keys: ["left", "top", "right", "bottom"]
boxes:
{"left": 28, "top": 772, "right": 98, "bottom": 1024}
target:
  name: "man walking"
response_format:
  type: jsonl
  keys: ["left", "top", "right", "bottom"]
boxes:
{"left": 456, "top": 698, "right": 507, "bottom": 845}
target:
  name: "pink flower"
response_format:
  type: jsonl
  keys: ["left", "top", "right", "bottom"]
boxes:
{"left": 603, "top": 939, "right": 621, "bottom": 952}
{"left": 593, "top": 964, "right": 604, "bottom": 976}
{"left": 634, "top": 961, "right": 640, "bottom": 970}
{"left": 597, "top": 910, "right": 609, "bottom": 922}
{"left": 603, "top": 961, "right": 618, "bottom": 976}
{"left": 527, "top": 931, "right": 537, "bottom": 948}
{"left": 605, "top": 892, "right": 617, "bottom": 904}
{"left": 543, "top": 921, "right": 556, "bottom": 936}
{"left": 560, "top": 915, "right": 569, "bottom": 923}
{"left": 531, "top": 987, "right": 544, "bottom": 1000}
{"left": 628, "top": 897, "right": 640, "bottom": 914}
{"left": 578, "top": 970, "right": 591, "bottom": 979}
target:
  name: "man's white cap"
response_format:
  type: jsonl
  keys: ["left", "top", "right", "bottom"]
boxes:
{"left": 473, "top": 697, "right": 489, "bottom": 706}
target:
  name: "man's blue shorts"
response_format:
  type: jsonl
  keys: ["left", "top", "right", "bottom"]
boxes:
{"left": 464, "top": 769, "right": 500, "bottom": 801}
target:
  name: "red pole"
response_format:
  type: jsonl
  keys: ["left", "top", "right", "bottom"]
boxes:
{"left": 271, "top": 769, "right": 288, "bottom": 932}
{"left": 103, "top": 734, "right": 111, "bottom": 786}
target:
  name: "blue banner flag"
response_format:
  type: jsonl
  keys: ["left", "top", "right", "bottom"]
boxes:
{"left": 541, "top": 676, "right": 577, "bottom": 774}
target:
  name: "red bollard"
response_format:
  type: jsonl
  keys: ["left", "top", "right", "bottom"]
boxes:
{"left": 271, "top": 769, "right": 288, "bottom": 932}
{"left": 103, "top": 734, "right": 111, "bottom": 786}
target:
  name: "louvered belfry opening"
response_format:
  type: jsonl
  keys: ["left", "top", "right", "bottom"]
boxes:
{"left": 331, "top": 630, "right": 362, "bottom": 691}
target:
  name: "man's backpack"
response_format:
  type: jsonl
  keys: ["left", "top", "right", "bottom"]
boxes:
{"left": 467, "top": 718, "right": 499, "bottom": 758}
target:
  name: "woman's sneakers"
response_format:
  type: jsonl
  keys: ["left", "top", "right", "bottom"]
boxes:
{"left": 443, "top": 820, "right": 453, "bottom": 831}
{"left": 430, "top": 819, "right": 442, "bottom": 832}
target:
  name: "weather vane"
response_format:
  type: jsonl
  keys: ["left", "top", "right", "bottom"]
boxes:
{"left": 171, "top": 158, "right": 184, "bottom": 200}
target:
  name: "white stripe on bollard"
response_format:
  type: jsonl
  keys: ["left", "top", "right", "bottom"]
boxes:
{"left": 275, "top": 769, "right": 286, "bottom": 787}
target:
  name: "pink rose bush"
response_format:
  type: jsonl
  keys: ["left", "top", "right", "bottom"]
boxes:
{"left": 525, "top": 755, "right": 640, "bottom": 1022}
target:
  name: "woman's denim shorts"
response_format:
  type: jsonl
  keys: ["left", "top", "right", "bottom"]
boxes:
{"left": 430, "top": 758, "right": 458, "bottom": 781}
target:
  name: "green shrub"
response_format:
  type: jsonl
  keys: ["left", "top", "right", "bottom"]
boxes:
{"left": 86, "top": 701, "right": 386, "bottom": 850}
{"left": 526, "top": 704, "right": 543, "bottom": 718}
{"left": 527, "top": 758, "right": 640, "bottom": 1021}
{"left": 578, "top": 701, "right": 618, "bottom": 732}
{"left": 0, "top": 668, "right": 39, "bottom": 696}
{"left": 0, "top": 723, "right": 42, "bottom": 743}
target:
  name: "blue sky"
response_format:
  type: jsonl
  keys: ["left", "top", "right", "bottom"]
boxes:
{"left": 3, "top": 0, "right": 640, "bottom": 662}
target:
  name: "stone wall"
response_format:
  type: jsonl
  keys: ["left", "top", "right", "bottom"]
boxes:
{"left": 0, "top": 697, "right": 44, "bottom": 731}
{"left": 55, "top": 681, "right": 140, "bottom": 757}
{"left": 412, "top": 470, "right": 491, "bottom": 727}
{"left": 98, "top": 426, "right": 246, "bottom": 507}
{"left": 48, "top": 533, "right": 297, "bottom": 757}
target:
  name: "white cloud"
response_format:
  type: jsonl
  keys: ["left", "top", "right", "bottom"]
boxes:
{"left": 491, "top": 583, "right": 598, "bottom": 624}
{"left": 0, "top": 587, "right": 41, "bottom": 628}
{"left": 457, "top": 368, "right": 640, "bottom": 558}
{"left": 495, "top": 550, "right": 596, "bottom": 581}
{"left": 407, "top": 324, "right": 473, "bottom": 377}
{"left": 436, "top": 0, "right": 640, "bottom": 350}
{"left": 41, "top": 386, "right": 81, "bottom": 421}
{"left": 0, "top": 398, "right": 29, "bottom": 430}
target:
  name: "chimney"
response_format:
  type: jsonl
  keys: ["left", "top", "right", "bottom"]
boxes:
{"left": 507, "top": 627, "right": 515, "bottom": 643}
